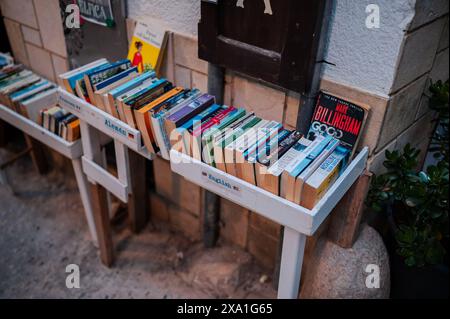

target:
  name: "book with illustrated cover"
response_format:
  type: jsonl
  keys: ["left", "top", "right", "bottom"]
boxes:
{"left": 293, "top": 138, "right": 340, "bottom": 204}
{"left": 165, "top": 93, "right": 215, "bottom": 139}
{"left": 301, "top": 145, "right": 350, "bottom": 209}
{"left": 127, "top": 19, "right": 168, "bottom": 75}
{"left": 135, "top": 87, "right": 184, "bottom": 153}
{"left": 84, "top": 59, "right": 132, "bottom": 105}
{"left": 152, "top": 89, "right": 202, "bottom": 160}
{"left": 307, "top": 91, "right": 368, "bottom": 158}
{"left": 280, "top": 135, "right": 332, "bottom": 202}
{"left": 257, "top": 134, "right": 309, "bottom": 195}
{"left": 59, "top": 59, "right": 109, "bottom": 94}
{"left": 201, "top": 108, "right": 247, "bottom": 167}
{"left": 237, "top": 122, "right": 283, "bottom": 184}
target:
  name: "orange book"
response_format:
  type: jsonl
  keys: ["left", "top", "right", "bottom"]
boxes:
{"left": 134, "top": 87, "right": 183, "bottom": 153}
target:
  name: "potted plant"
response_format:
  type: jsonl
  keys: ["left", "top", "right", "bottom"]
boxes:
{"left": 367, "top": 80, "right": 449, "bottom": 298}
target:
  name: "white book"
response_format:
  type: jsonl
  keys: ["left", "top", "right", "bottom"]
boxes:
{"left": 267, "top": 137, "right": 312, "bottom": 177}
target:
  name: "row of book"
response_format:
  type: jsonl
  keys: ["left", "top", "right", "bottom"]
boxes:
{"left": 0, "top": 58, "right": 80, "bottom": 142}
{"left": 39, "top": 106, "right": 80, "bottom": 142}
{"left": 60, "top": 59, "right": 367, "bottom": 210}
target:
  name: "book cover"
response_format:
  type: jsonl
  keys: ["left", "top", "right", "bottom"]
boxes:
{"left": 293, "top": 138, "right": 340, "bottom": 204}
{"left": 301, "top": 145, "right": 350, "bottom": 209}
{"left": 165, "top": 94, "right": 215, "bottom": 137}
{"left": 308, "top": 92, "right": 368, "bottom": 157}
{"left": 127, "top": 19, "right": 168, "bottom": 74}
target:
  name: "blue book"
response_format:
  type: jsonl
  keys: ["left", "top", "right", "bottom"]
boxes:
{"left": 66, "top": 61, "right": 110, "bottom": 92}
{"left": 93, "top": 66, "right": 138, "bottom": 91}
{"left": 10, "top": 79, "right": 50, "bottom": 100}
{"left": 108, "top": 71, "right": 155, "bottom": 98}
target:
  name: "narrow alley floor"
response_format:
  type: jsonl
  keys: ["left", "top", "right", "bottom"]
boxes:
{"left": 0, "top": 147, "right": 276, "bottom": 299}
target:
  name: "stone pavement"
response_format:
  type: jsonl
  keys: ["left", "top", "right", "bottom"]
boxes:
{"left": 0, "top": 148, "right": 275, "bottom": 299}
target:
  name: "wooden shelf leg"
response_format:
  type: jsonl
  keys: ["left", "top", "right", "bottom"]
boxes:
{"left": 127, "top": 148, "right": 148, "bottom": 233}
{"left": 90, "top": 182, "right": 114, "bottom": 267}
{"left": 71, "top": 158, "right": 98, "bottom": 246}
{"left": 24, "top": 134, "right": 48, "bottom": 174}
{"left": 277, "top": 227, "right": 306, "bottom": 299}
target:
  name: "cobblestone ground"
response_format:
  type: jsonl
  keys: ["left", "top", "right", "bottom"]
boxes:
{"left": 0, "top": 148, "right": 275, "bottom": 299}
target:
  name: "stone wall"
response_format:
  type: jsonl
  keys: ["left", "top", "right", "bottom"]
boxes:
{"left": 0, "top": 0, "right": 69, "bottom": 85}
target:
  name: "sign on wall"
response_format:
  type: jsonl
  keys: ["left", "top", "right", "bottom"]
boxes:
{"left": 76, "top": 0, "right": 115, "bottom": 27}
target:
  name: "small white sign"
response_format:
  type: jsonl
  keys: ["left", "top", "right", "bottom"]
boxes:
{"left": 201, "top": 171, "right": 242, "bottom": 196}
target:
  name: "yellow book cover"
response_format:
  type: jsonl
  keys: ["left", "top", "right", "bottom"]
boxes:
{"left": 127, "top": 19, "right": 168, "bottom": 75}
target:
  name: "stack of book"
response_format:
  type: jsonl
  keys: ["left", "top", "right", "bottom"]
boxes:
{"left": 39, "top": 106, "right": 80, "bottom": 142}
{"left": 60, "top": 59, "right": 368, "bottom": 210}
{"left": 0, "top": 58, "right": 80, "bottom": 142}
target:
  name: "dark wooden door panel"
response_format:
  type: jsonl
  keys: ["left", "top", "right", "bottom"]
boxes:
{"left": 198, "top": 0, "right": 326, "bottom": 93}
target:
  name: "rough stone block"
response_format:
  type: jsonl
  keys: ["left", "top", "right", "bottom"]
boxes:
{"left": 220, "top": 199, "right": 249, "bottom": 249}
{"left": 438, "top": 17, "right": 449, "bottom": 51}
{"left": 150, "top": 192, "right": 169, "bottom": 222}
{"left": 409, "top": 0, "right": 449, "bottom": 30}
{"left": 3, "top": 18, "right": 29, "bottom": 66}
{"left": 0, "top": 0, "right": 38, "bottom": 28}
{"left": 33, "top": 0, "right": 67, "bottom": 57}
{"left": 249, "top": 213, "right": 281, "bottom": 240}
{"left": 192, "top": 71, "right": 208, "bottom": 93}
{"left": 51, "top": 54, "right": 68, "bottom": 86}
{"left": 169, "top": 205, "right": 201, "bottom": 241}
{"left": 392, "top": 18, "right": 445, "bottom": 92}
{"left": 300, "top": 225, "right": 390, "bottom": 299}
{"left": 247, "top": 225, "right": 279, "bottom": 270}
{"left": 25, "top": 43, "right": 55, "bottom": 81}
{"left": 174, "top": 65, "right": 192, "bottom": 89}
{"left": 232, "top": 76, "right": 285, "bottom": 123}
{"left": 21, "top": 25, "right": 42, "bottom": 47}
{"left": 429, "top": 48, "right": 449, "bottom": 83}
{"left": 173, "top": 33, "right": 208, "bottom": 74}
{"left": 377, "top": 75, "right": 428, "bottom": 150}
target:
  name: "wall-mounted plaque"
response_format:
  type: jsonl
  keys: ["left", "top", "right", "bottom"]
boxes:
{"left": 198, "top": 0, "right": 326, "bottom": 93}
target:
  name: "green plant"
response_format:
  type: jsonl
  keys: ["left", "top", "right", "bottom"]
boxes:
{"left": 428, "top": 80, "right": 449, "bottom": 163}
{"left": 367, "top": 80, "right": 449, "bottom": 268}
{"left": 368, "top": 146, "right": 449, "bottom": 267}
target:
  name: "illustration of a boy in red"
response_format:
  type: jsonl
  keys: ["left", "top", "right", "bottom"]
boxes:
{"left": 132, "top": 41, "right": 144, "bottom": 72}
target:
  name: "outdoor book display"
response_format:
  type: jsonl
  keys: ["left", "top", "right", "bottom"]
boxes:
{"left": 56, "top": 55, "right": 369, "bottom": 298}
{"left": 0, "top": 57, "right": 98, "bottom": 245}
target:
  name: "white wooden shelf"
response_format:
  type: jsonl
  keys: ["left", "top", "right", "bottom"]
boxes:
{"left": 0, "top": 103, "right": 82, "bottom": 159}
{"left": 170, "top": 147, "right": 369, "bottom": 236}
{"left": 57, "top": 88, "right": 153, "bottom": 160}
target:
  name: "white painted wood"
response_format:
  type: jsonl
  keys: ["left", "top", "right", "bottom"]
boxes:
{"left": 277, "top": 227, "right": 306, "bottom": 299}
{"left": 170, "top": 148, "right": 368, "bottom": 236}
{"left": 72, "top": 158, "right": 98, "bottom": 246}
{"left": 57, "top": 88, "right": 153, "bottom": 160}
{"left": 114, "top": 139, "right": 131, "bottom": 192}
{"left": 81, "top": 156, "right": 128, "bottom": 203}
{"left": 0, "top": 104, "right": 82, "bottom": 159}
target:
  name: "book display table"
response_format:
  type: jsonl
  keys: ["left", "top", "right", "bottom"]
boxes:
{"left": 57, "top": 88, "right": 150, "bottom": 265}
{"left": 0, "top": 100, "right": 98, "bottom": 246}
{"left": 170, "top": 148, "right": 369, "bottom": 298}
